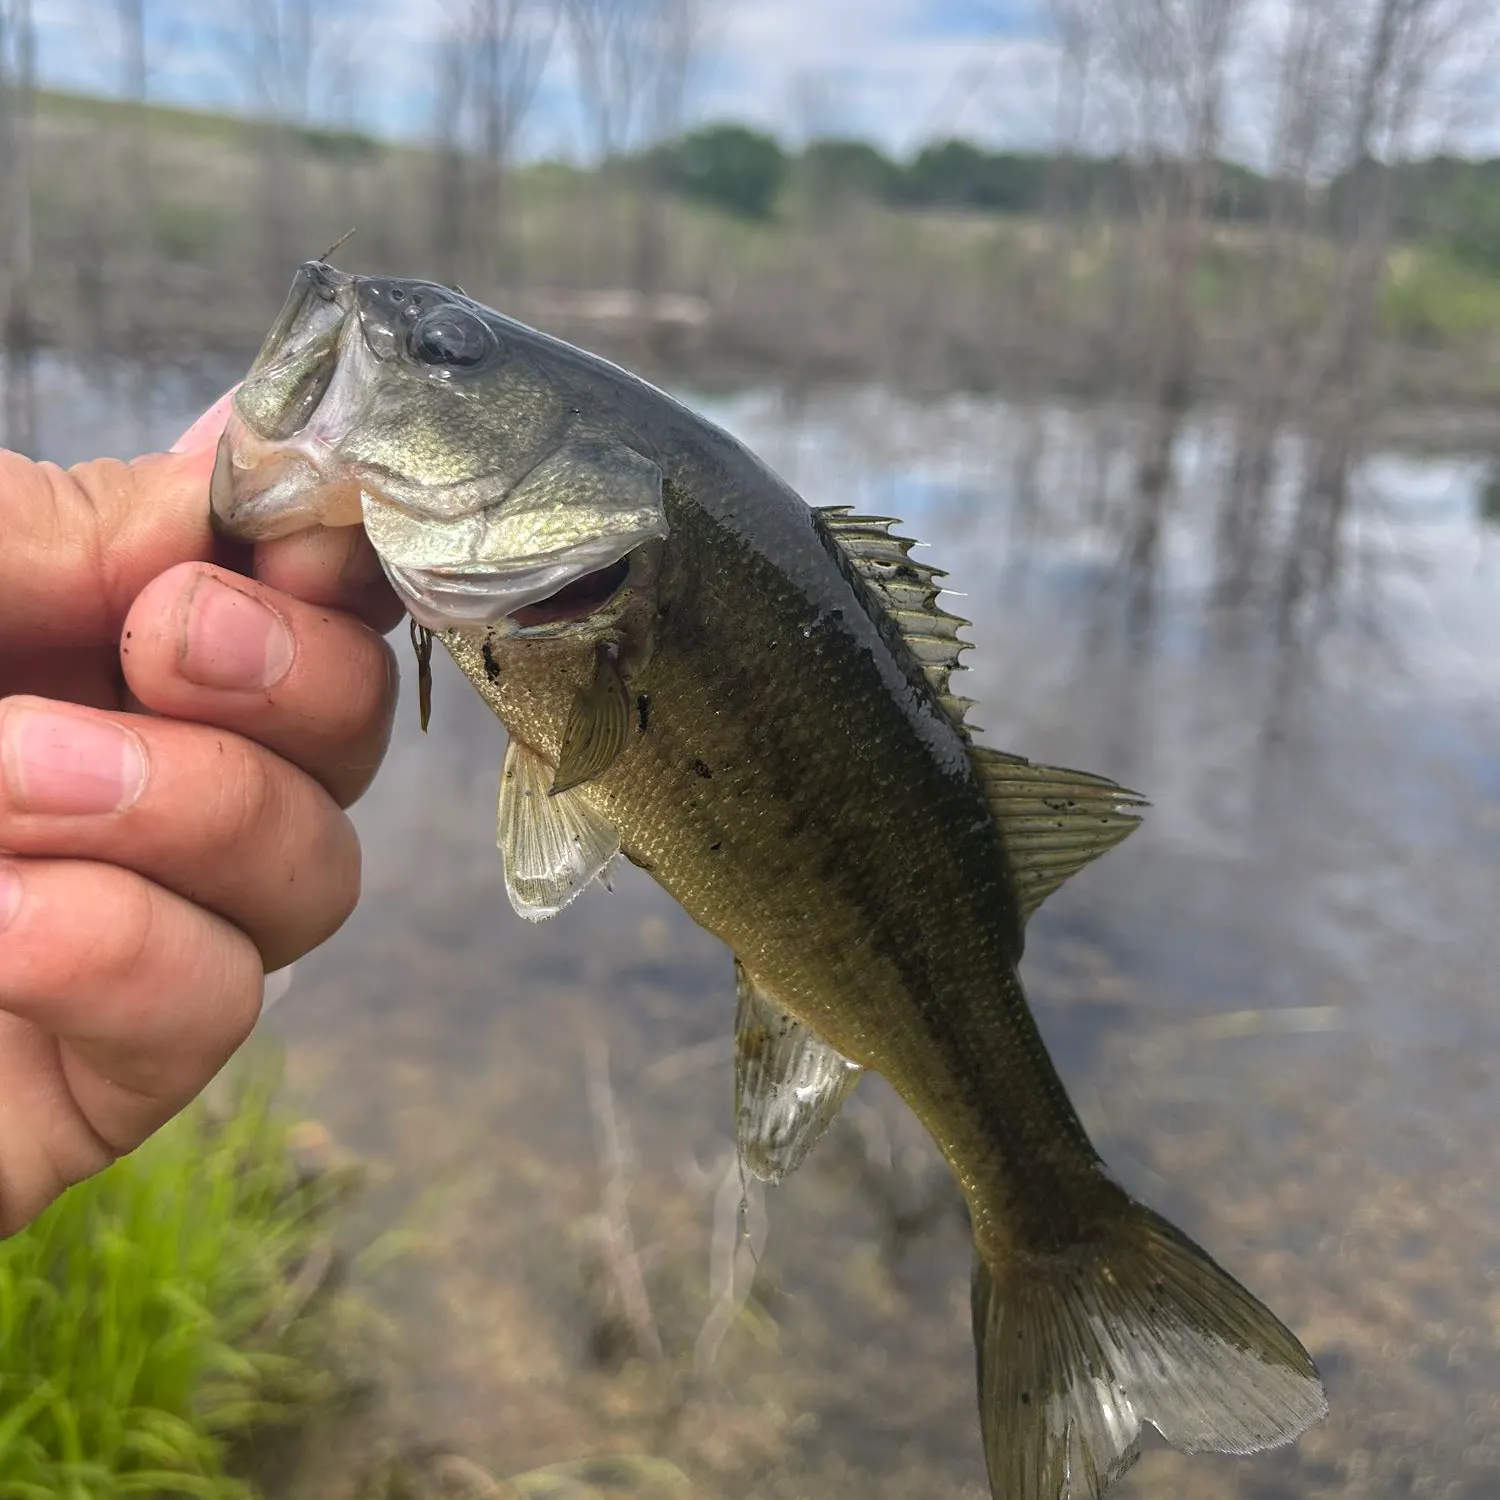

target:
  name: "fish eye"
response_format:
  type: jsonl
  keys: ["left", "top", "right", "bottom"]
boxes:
{"left": 409, "top": 308, "right": 495, "bottom": 371}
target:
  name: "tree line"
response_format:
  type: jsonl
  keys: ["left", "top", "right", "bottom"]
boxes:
{"left": 660, "top": 124, "right": 1500, "bottom": 270}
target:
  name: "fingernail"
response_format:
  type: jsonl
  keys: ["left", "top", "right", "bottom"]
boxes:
{"left": 0, "top": 864, "right": 20, "bottom": 933}
{"left": 169, "top": 386, "right": 240, "bottom": 455}
{"left": 2, "top": 706, "right": 146, "bottom": 816}
{"left": 180, "top": 575, "right": 295, "bottom": 691}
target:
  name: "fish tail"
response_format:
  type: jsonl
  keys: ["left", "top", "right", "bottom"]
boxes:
{"left": 969, "top": 1199, "right": 1327, "bottom": 1500}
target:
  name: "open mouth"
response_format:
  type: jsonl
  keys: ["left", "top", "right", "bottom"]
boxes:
{"left": 380, "top": 544, "right": 643, "bottom": 633}
{"left": 511, "top": 556, "right": 632, "bottom": 629}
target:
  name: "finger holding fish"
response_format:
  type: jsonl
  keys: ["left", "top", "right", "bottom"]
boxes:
{"left": 252, "top": 523, "right": 406, "bottom": 635}
{"left": 121, "top": 562, "right": 398, "bottom": 809}
{"left": 0, "top": 695, "right": 360, "bottom": 972}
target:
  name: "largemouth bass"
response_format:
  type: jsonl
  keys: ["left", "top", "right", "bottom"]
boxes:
{"left": 212, "top": 262, "right": 1327, "bottom": 1499}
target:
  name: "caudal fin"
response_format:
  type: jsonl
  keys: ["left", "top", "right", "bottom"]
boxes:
{"left": 970, "top": 1201, "right": 1327, "bottom": 1500}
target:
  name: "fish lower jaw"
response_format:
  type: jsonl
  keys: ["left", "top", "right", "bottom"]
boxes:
{"left": 211, "top": 419, "right": 363, "bottom": 541}
{"left": 382, "top": 550, "right": 636, "bottom": 635}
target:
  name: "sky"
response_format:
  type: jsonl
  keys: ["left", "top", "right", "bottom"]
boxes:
{"left": 29, "top": 0, "right": 1500, "bottom": 163}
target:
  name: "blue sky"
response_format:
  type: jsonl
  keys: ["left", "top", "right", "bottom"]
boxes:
{"left": 32, "top": 0, "right": 1500, "bottom": 162}
{"left": 34, "top": 0, "right": 1077, "bottom": 158}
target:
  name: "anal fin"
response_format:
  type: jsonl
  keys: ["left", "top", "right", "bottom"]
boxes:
{"left": 734, "top": 961, "right": 862, "bottom": 1184}
{"left": 497, "top": 736, "right": 619, "bottom": 920}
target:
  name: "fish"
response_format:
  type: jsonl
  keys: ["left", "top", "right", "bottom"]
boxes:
{"left": 211, "top": 260, "right": 1328, "bottom": 1500}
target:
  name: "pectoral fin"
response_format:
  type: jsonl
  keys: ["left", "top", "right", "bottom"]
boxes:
{"left": 497, "top": 736, "right": 619, "bottom": 920}
{"left": 734, "top": 961, "right": 862, "bottom": 1184}
{"left": 552, "top": 646, "right": 631, "bottom": 795}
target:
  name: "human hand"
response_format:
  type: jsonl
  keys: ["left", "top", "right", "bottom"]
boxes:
{"left": 0, "top": 394, "right": 403, "bottom": 1233}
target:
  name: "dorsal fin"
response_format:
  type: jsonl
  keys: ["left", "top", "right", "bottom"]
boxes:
{"left": 816, "top": 507, "right": 975, "bottom": 728}
{"left": 816, "top": 507, "right": 1146, "bottom": 917}
{"left": 972, "top": 747, "right": 1148, "bottom": 923}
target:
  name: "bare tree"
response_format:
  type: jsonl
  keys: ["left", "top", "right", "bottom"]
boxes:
{"left": 112, "top": 0, "right": 159, "bottom": 431}
{"left": 1128, "top": 0, "right": 1248, "bottom": 624}
{"left": 1010, "top": 0, "right": 1099, "bottom": 534}
{"left": 454, "top": 0, "right": 557, "bottom": 292}
{"left": 1279, "top": 0, "right": 1489, "bottom": 627}
{"left": 119, "top": 0, "right": 150, "bottom": 227}
{"left": 223, "top": 0, "right": 322, "bottom": 299}
{"left": 0, "top": 0, "right": 38, "bottom": 453}
{"left": 563, "top": 0, "right": 715, "bottom": 303}
{"left": 431, "top": 28, "right": 474, "bottom": 287}
{"left": 1215, "top": 0, "right": 1345, "bottom": 604}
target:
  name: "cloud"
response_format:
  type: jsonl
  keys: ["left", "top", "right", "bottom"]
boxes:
{"left": 29, "top": 0, "right": 1500, "bottom": 161}
{"left": 703, "top": 0, "right": 1060, "bottom": 153}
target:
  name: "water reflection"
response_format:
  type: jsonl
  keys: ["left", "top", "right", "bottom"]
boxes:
{"left": 35, "top": 368, "right": 1500, "bottom": 1499}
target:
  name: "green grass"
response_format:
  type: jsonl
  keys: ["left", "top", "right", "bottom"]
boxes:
{"left": 0, "top": 1063, "right": 358, "bottom": 1499}
{"left": 35, "top": 89, "right": 387, "bottom": 159}
{"left": 1380, "top": 246, "right": 1500, "bottom": 347}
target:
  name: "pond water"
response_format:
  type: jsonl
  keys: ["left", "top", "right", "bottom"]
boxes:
{"left": 32, "top": 362, "right": 1500, "bottom": 1499}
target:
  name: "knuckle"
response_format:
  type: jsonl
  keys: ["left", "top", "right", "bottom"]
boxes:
{"left": 305, "top": 811, "right": 362, "bottom": 946}
{"left": 74, "top": 868, "right": 159, "bottom": 993}
{"left": 332, "top": 628, "right": 396, "bottom": 735}
{"left": 214, "top": 736, "right": 281, "bottom": 849}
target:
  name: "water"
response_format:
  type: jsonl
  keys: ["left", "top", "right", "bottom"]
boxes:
{"left": 29, "top": 365, "right": 1500, "bottom": 1498}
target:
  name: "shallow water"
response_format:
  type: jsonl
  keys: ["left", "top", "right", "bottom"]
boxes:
{"left": 33, "top": 365, "right": 1500, "bottom": 1499}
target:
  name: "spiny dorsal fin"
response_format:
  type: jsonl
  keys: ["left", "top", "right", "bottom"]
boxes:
{"left": 972, "top": 746, "right": 1148, "bottom": 922}
{"left": 816, "top": 509, "right": 1143, "bottom": 917}
{"left": 817, "top": 507, "right": 974, "bottom": 724}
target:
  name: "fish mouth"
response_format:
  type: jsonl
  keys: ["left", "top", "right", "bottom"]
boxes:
{"left": 510, "top": 557, "right": 633, "bottom": 628}
{"left": 381, "top": 540, "right": 645, "bottom": 634}
{"left": 209, "top": 415, "right": 366, "bottom": 541}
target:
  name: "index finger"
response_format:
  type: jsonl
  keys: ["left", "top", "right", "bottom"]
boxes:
{"left": 0, "top": 447, "right": 219, "bottom": 650}
{"left": 0, "top": 389, "right": 403, "bottom": 650}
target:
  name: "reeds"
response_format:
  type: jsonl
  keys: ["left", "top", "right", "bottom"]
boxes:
{"left": 0, "top": 1062, "right": 358, "bottom": 1497}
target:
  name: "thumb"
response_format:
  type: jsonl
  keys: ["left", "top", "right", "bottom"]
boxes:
{"left": 0, "top": 389, "right": 237, "bottom": 651}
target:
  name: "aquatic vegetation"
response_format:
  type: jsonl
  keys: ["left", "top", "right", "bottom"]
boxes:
{"left": 358, "top": 1448, "right": 694, "bottom": 1500}
{"left": 0, "top": 1061, "right": 360, "bottom": 1498}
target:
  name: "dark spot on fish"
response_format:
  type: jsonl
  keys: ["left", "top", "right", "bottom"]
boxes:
{"left": 1020, "top": 1391, "right": 1031, "bottom": 1405}
{"left": 124, "top": 630, "right": 132, "bottom": 640}
{"left": 481, "top": 641, "right": 500, "bottom": 681}
{"left": 692, "top": 759, "right": 712, "bottom": 779}
{"left": 709, "top": 841, "right": 722, "bottom": 852}
{"left": 636, "top": 693, "right": 650, "bottom": 732}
